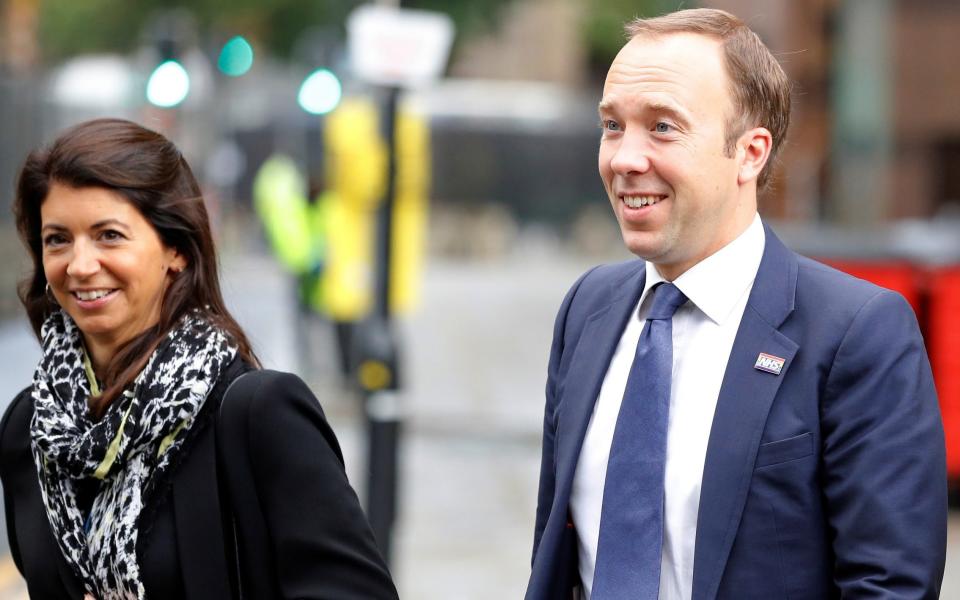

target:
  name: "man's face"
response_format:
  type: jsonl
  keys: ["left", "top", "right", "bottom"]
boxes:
{"left": 599, "top": 33, "right": 755, "bottom": 279}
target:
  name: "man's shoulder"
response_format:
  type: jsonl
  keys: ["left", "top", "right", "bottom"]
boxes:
{"left": 757, "top": 228, "right": 912, "bottom": 324}
{"left": 572, "top": 258, "right": 644, "bottom": 296}
{"left": 561, "top": 258, "right": 644, "bottom": 313}
{"left": 583, "top": 258, "right": 645, "bottom": 284}
{"left": 794, "top": 253, "right": 903, "bottom": 307}
{"left": 786, "top": 253, "right": 921, "bottom": 340}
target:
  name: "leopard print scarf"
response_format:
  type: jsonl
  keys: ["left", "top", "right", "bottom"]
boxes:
{"left": 30, "top": 309, "right": 237, "bottom": 600}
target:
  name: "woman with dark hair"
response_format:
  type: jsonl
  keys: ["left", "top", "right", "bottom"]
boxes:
{"left": 0, "top": 118, "right": 399, "bottom": 599}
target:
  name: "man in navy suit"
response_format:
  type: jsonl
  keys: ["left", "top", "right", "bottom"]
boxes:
{"left": 527, "top": 8, "right": 947, "bottom": 600}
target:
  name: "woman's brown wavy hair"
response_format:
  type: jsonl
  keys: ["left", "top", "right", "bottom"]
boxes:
{"left": 13, "top": 118, "right": 259, "bottom": 417}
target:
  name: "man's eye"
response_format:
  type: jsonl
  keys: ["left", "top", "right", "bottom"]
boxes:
{"left": 654, "top": 122, "right": 672, "bottom": 133}
{"left": 602, "top": 119, "right": 621, "bottom": 132}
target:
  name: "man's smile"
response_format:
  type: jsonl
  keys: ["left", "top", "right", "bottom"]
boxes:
{"left": 621, "top": 194, "right": 666, "bottom": 208}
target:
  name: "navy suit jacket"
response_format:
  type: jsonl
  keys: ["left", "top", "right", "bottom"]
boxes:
{"left": 527, "top": 226, "right": 947, "bottom": 599}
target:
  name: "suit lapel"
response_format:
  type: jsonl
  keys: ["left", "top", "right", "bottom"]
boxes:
{"left": 553, "top": 266, "right": 646, "bottom": 508}
{"left": 692, "top": 226, "right": 800, "bottom": 600}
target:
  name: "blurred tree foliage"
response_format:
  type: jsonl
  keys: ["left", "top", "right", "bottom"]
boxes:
{"left": 36, "top": 0, "right": 360, "bottom": 62}
{"left": 583, "top": 0, "right": 697, "bottom": 69}
{"left": 37, "top": 0, "right": 148, "bottom": 61}
{"left": 35, "top": 0, "right": 517, "bottom": 64}
{"left": 405, "top": 0, "right": 514, "bottom": 35}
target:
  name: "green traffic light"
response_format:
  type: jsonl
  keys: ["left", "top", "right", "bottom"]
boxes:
{"left": 298, "top": 69, "right": 342, "bottom": 115}
{"left": 218, "top": 36, "right": 254, "bottom": 77}
{"left": 146, "top": 60, "right": 190, "bottom": 108}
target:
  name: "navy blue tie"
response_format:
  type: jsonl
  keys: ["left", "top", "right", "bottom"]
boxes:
{"left": 592, "top": 282, "right": 688, "bottom": 600}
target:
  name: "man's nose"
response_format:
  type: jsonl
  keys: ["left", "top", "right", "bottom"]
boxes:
{"left": 66, "top": 241, "right": 101, "bottom": 278}
{"left": 609, "top": 134, "right": 653, "bottom": 176}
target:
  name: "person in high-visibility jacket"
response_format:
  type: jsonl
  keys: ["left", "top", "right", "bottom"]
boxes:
{"left": 254, "top": 96, "right": 430, "bottom": 378}
{"left": 253, "top": 154, "right": 340, "bottom": 374}
{"left": 253, "top": 154, "right": 326, "bottom": 308}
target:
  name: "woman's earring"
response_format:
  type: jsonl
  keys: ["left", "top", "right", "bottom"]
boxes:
{"left": 45, "top": 283, "right": 58, "bottom": 304}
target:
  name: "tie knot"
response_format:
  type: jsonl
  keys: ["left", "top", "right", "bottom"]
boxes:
{"left": 646, "top": 282, "right": 687, "bottom": 320}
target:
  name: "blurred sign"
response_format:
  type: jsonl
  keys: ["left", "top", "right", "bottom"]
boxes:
{"left": 51, "top": 55, "right": 135, "bottom": 109}
{"left": 347, "top": 5, "right": 454, "bottom": 88}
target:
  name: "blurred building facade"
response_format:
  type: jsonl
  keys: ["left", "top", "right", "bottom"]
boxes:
{"left": 3, "top": 0, "right": 960, "bottom": 233}
{"left": 445, "top": 0, "right": 960, "bottom": 227}
{"left": 449, "top": 0, "right": 587, "bottom": 88}
{"left": 711, "top": 0, "right": 960, "bottom": 226}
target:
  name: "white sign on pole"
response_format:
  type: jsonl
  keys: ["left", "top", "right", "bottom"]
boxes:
{"left": 347, "top": 5, "right": 455, "bottom": 88}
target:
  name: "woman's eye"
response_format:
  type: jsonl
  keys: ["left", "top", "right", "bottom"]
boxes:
{"left": 42, "top": 234, "right": 66, "bottom": 247}
{"left": 654, "top": 122, "right": 672, "bottom": 133}
{"left": 101, "top": 229, "right": 124, "bottom": 242}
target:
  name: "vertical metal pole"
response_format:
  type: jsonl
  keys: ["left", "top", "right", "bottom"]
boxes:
{"left": 829, "top": 0, "right": 893, "bottom": 226}
{"left": 363, "top": 85, "right": 402, "bottom": 566}
{"left": 375, "top": 87, "right": 399, "bottom": 318}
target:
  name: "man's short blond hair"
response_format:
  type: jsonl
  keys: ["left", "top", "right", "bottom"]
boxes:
{"left": 626, "top": 8, "right": 791, "bottom": 190}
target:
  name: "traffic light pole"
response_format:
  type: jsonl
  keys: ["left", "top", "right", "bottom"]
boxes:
{"left": 349, "top": 0, "right": 452, "bottom": 570}
{"left": 376, "top": 91, "right": 400, "bottom": 320}
{"left": 358, "top": 85, "right": 402, "bottom": 565}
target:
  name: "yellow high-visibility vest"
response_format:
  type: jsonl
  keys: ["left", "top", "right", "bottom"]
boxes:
{"left": 252, "top": 154, "right": 319, "bottom": 276}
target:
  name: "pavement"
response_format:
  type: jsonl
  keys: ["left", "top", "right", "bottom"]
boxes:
{"left": 0, "top": 238, "right": 958, "bottom": 599}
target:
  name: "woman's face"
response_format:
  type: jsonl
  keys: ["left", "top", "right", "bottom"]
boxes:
{"left": 40, "top": 183, "right": 185, "bottom": 357}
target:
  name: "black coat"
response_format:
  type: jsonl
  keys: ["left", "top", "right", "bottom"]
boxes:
{"left": 0, "top": 360, "right": 398, "bottom": 599}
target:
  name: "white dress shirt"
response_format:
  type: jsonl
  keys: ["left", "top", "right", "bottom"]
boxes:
{"left": 569, "top": 214, "right": 765, "bottom": 600}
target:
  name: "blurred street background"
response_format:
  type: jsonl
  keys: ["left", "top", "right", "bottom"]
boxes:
{"left": 2, "top": 0, "right": 960, "bottom": 597}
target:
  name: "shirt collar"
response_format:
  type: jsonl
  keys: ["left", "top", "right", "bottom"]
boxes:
{"left": 641, "top": 213, "right": 765, "bottom": 325}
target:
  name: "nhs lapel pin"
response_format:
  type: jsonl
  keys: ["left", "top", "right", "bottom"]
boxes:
{"left": 754, "top": 352, "right": 785, "bottom": 375}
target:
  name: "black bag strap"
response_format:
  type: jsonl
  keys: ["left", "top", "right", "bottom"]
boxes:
{"left": 172, "top": 359, "right": 251, "bottom": 600}
{"left": 215, "top": 364, "right": 255, "bottom": 600}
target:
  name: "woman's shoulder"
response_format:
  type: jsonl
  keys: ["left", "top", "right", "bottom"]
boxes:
{"left": 0, "top": 387, "right": 36, "bottom": 493}
{"left": 218, "top": 368, "right": 341, "bottom": 461}
{"left": 0, "top": 386, "right": 34, "bottom": 453}
{"left": 221, "top": 369, "right": 319, "bottom": 417}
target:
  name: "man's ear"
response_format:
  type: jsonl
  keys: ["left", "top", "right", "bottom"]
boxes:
{"left": 736, "top": 127, "right": 773, "bottom": 185}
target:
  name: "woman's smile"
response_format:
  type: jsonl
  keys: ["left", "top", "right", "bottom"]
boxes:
{"left": 69, "top": 288, "right": 119, "bottom": 309}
